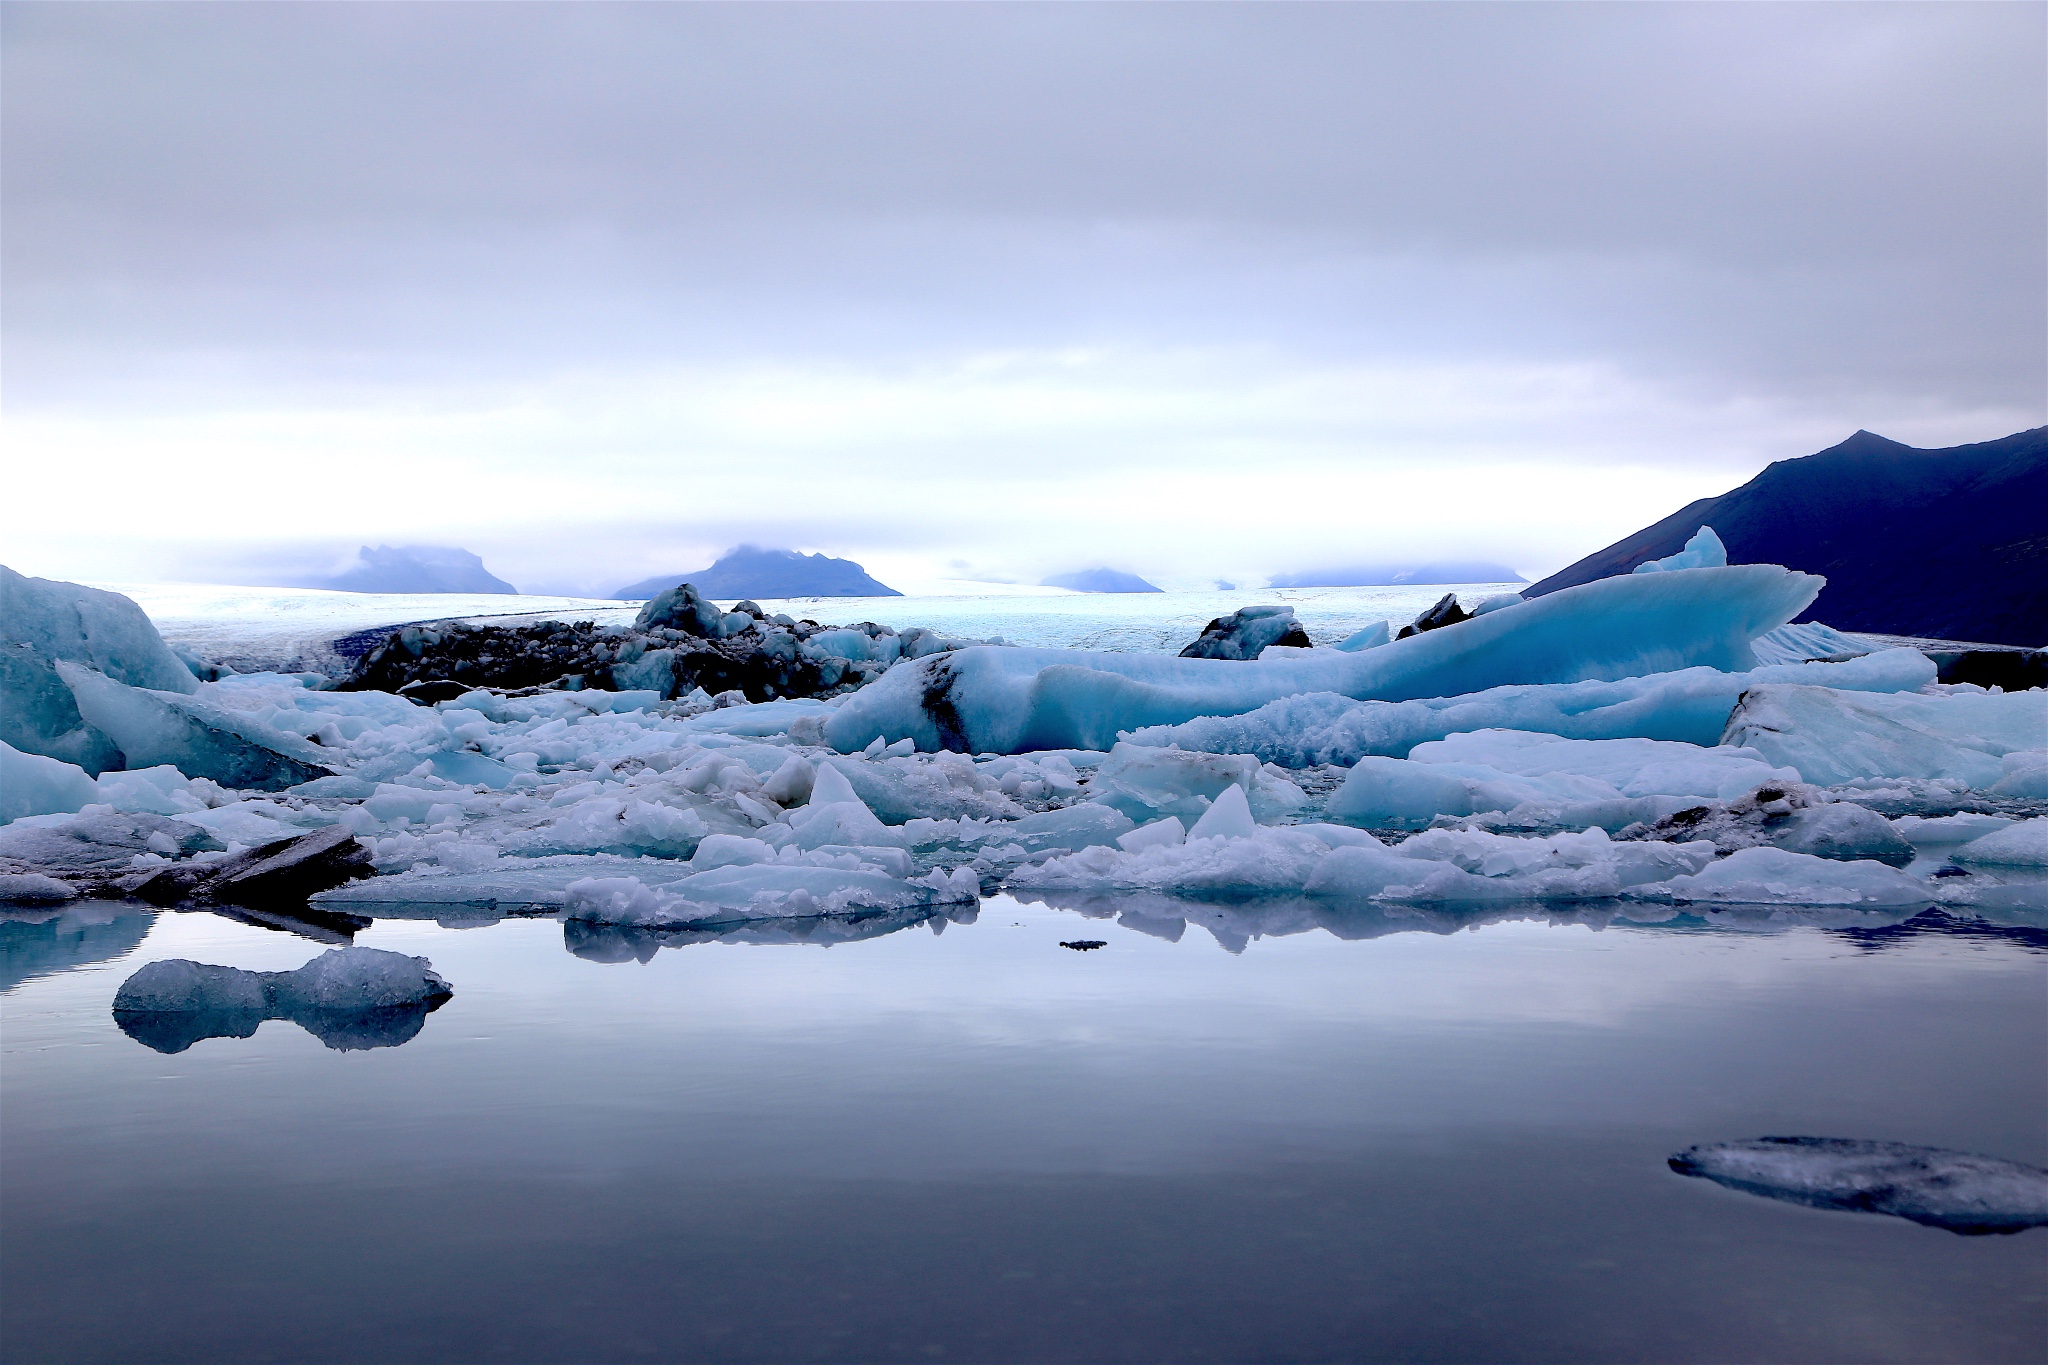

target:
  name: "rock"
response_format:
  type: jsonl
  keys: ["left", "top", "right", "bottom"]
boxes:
{"left": 397, "top": 679, "right": 474, "bottom": 705}
{"left": 1179, "top": 606, "right": 1315, "bottom": 660}
{"left": 1395, "top": 593, "right": 1471, "bottom": 640}
{"left": 206, "top": 825, "right": 376, "bottom": 906}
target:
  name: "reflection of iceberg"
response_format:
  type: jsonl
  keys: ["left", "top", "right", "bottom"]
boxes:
{"left": 1670, "top": 1137, "right": 2048, "bottom": 1235}
{"left": 563, "top": 903, "right": 977, "bottom": 963}
{"left": 110, "top": 947, "right": 452, "bottom": 1053}
{"left": 1006, "top": 890, "right": 2044, "bottom": 955}
{"left": 0, "top": 904, "right": 155, "bottom": 993}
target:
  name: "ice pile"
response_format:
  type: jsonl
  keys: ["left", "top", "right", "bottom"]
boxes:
{"left": 826, "top": 564, "right": 1824, "bottom": 754}
{"left": 3, "top": 555, "right": 2043, "bottom": 929}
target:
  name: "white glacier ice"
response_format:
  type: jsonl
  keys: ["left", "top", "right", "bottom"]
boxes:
{"left": 827, "top": 564, "right": 1823, "bottom": 754}
{"left": 1652, "top": 846, "right": 1929, "bottom": 906}
{"left": 1953, "top": 819, "right": 2048, "bottom": 868}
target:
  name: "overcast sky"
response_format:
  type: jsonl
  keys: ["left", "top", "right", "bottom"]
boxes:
{"left": 5, "top": 1, "right": 2042, "bottom": 596}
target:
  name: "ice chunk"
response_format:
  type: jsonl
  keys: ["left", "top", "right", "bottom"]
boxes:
{"left": 1187, "top": 783, "right": 1259, "bottom": 840}
{"left": 1987, "top": 751, "right": 2048, "bottom": 800}
{"left": 1117, "top": 817, "right": 1186, "bottom": 853}
{"left": 1, "top": 566, "right": 198, "bottom": 694}
{"left": 0, "top": 811, "right": 222, "bottom": 871}
{"left": 1669, "top": 1138, "right": 2048, "bottom": 1234}
{"left": 1749, "top": 621, "right": 1874, "bottom": 667}
{"left": 1085, "top": 743, "right": 1304, "bottom": 825}
{"left": 0, "top": 642, "right": 125, "bottom": 774}
{"left": 1765, "top": 804, "right": 1914, "bottom": 865}
{"left": 1127, "top": 649, "right": 1937, "bottom": 769}
{"left": 1722, "top": 684, "right": 2044, "bottom": 786}
{"left": 1470, "top": 592, "right": 1524, "bottom": 616}
{"left": 1331, "top": 620, "right": 1390, "bottom": 652}
{"left": 0, "top": 872, "right": 79, "bottom": 904}
{"left": 1326, "top": 757, "right": 1486, "bottom": 829}
{"left": 1012, "top": 825, "right": 1337, "bottom": 898}
{"left": 1652, "top": 846, "right": 1928, "bottom": 906}
{"left": 0, "top": 740, "right": 100, "bottom": 822}
{"left": 563, "top": 862, "right": 979, "bottom": 927}
{"left": 1178, "top": 606, "right": 1312, "bottom": 660}
{"left": 1953, "top": 819, "right": 2048, "bottom": 867}
{"left": 1409, "top": 731, "right": 1800, "bottom": 800}
{"left": 94, "top": 765, "right": 213, "bottom": 816}
{"left": 57, "top": 662, "right": 333, "bottom": 790}
{"left": 1632, "top": 525, "right": 1726, "bottom": 574}
{"left": 827, "top": 564, "right": 1824, "bottom": 754}
{"left": 112, "top": 947, "right": 453, "bottom": 1053}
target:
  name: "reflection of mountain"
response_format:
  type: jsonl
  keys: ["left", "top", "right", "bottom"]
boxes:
{"left": 1008, "top": 892, "right": 2044, "bottom": 955}
{"left": 564, "top": 904, "right": 977, "bottom": 963}
{"left": 0, "top": 906, "right": 155, "bottom": 993}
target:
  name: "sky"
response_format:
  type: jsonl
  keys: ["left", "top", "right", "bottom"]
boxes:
{"left": 4, "top": 1, "right": 2043, "bottom": 597}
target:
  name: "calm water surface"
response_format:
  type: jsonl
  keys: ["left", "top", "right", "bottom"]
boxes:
{"left": 4, "top": 897, "right": 2044, "bottom": 1363}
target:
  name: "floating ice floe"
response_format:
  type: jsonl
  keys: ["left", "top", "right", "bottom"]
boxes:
{"left": 1953, "top": 819, "right": 2048, "bottom": 867}
{"left": 112, "top": 947, "right": 453, "bottom": 1053}
{"left": 826, "top": 564, "right": 1824, "bottom": 754}
{"left": 1669, "top": 1137, "right": 2048, "bottom": 1234}
{"left": 1722, "top": 684, "right": 2046, "bottom": 786}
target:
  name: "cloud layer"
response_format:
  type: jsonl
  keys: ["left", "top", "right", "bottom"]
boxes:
{"left": 5, "top": 3, "right": 2041, "bottom": 593}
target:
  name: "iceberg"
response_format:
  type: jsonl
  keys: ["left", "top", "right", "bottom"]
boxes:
{"left": 1722, "top": 684, "right": 2046, "bottom": 786}
{"left": 0, "top": 741, "right": 100, "bottom": 823}
{"left": 1953, "top": 819, "right": 2048, "bottom": 868}
{"left": 1084, "top": 743, "right": 1305, "bottom": 825}
{"left": 1125, "top": 649, "right": 1934, "bottom": 769}
{"left": 1669, "top": 1137, "right": 2048, "bottom": 1234}
{"left": 1651, "top": 846, "right": 1929, "bottom": 906}
{"left": 1, "top": 565, "right": 198, "bottom": 694}
{"left": 56, "top": 662, "right": 334, "bottom": 790}
{"left": 1633, "top": 525, "right": 1727, "bottom": 574}
{"left": 827, "top": 564, "right": 1824, "bottom": 754}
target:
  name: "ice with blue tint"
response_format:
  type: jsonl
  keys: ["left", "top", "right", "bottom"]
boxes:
{"left": 0, "top": 741, "right": 101, "bottom": 822}
{"left": 1331, "top": 620, "right": 1391, "bottom": 651}
{"left": 1, "top": 565, "right": 198, "bottom": 695}
{"left": 1633, "top": 525, "right": 1727, "bottom": 574}
{"left": 56, "top": 662, "right": 333, "bottom": 791}
{"left": 826, "top": 565, "right": 1823, "bottom": 754}
{"left": 1721, "top": 684, "right": 2046, "bottom": 787}
{"left": 1122, "top": 648, "right": 1933, "bottom": 769}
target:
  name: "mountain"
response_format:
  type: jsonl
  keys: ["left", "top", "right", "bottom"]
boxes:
{"left": 299, "top": 545, "right": 517, "bottom": 595}
{"left": 613, "top": 546, "right": 900, "bottom": 601}
{"left": 1042, "top": 568, "right": 1163, "bottom": 593}
{"left": 1270, "top": 561, "right": 1526, "bottom": 588}
{"left": 1523, "top": 427, "right": 2048, "bottom": 646}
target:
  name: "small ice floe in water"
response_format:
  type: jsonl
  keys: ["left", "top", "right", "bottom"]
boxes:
{"left": 111, "top": 947, "right": 452, "bottom": 1054}
{"left": 1669, "top": 1137, "right": 2048, "bottom": 1234}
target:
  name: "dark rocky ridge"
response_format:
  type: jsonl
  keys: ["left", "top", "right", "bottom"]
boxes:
{"left": 341, "top": 583, "right": 978, "bottom": 703}
{"left": 1525, "top": 426, "right": 2048, "bottom": 646}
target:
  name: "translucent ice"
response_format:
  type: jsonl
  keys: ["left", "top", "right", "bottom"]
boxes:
{"left": 1633, "top": 525, "right": 1726, "bottom": 574}
{"left": 828, "top": 564, "right": 1823, "bottom": 754}
{"left": 1084, "top": 743, "right": 1305, "bottom": 825}
{"left": 57, "top": 662, "right": 333, "bottom": 790}
{"left": 1122, "top": 649, "right": 1933, "bottom": 769}
{"left": 1652, "top": 846, "right": 1928, "bottom": 906}
{"left": 1, "top": 565, "right": 198, "bottom": 694}
{"left": 1722, "top": 684, "right": 2045, "bottom": 786}
{"left": 0, "top": 740, "right": 100, "bottom": 822}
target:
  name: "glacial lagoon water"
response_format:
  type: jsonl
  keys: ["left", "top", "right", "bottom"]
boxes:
{"left": 4, "top": 895, "right": 2044, "bottom": 1364}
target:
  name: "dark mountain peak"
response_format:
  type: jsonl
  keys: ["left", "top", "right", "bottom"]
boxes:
{"left": 1523, "top": 425, "right": 2046, "bottom": 645}
{"left": 613, "top": 546, "right": 900, "bottom": 601}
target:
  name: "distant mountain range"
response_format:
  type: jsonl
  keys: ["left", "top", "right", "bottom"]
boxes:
{"left": 1525, "top": 426, "right": 2048, "bottom": 646}
{"left": 614, "top": 546, "right": 900, "bottom": 601}
{"left": 1042, "top": 568, "right": 1163, "bottom": 593}
{"left": 295, "top": 545, "right": 517, "bottom": 595}
{"left": 1270, "top": 561, "right": 1526, "bottom": 588}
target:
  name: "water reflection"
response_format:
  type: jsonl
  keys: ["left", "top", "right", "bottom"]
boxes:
{"left": 0, "top": 905, "right": 155, "bottom": 993}
{"left": 1011, "top": 890, "right": 2048, "bottom": 955}
{"left": 563, "top": 903, "right": 980, "bottom": 963}
{"left": 113, "top": 1000, "right": 443, "bottom": 1054}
